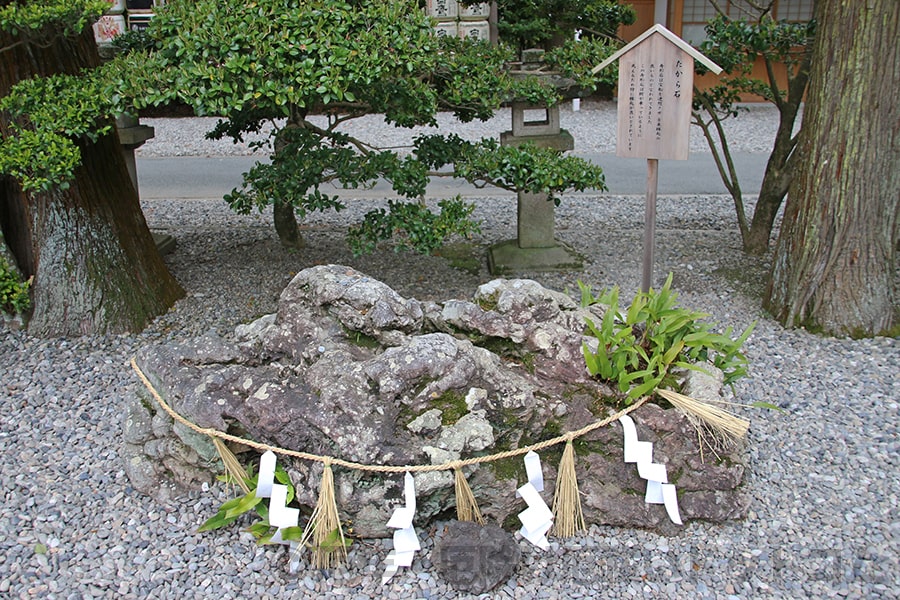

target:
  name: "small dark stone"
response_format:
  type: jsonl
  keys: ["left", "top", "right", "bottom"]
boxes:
{"left": 433, "top": 521, "right": 521, "bottom": 594}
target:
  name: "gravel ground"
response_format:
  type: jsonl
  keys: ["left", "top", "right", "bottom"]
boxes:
{"left": 3, "top": 102, "right": 898, "bottom": 600}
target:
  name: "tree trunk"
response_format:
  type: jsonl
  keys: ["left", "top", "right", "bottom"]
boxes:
{"left": 743, "top": 67, "right": 806, "bottom": 255}
{"left": 740, "top": 39, "right": 812, "bottom": 255}
{"left": 0, "top": 25, "right": 184, "bottom": 336}
{"left": 764, "top": 0, "right": 899, "bottom": 337}
{"left": 273, "top": 199, "right": 302, "bottom": 249}
{"left": 272, "top": 117, "right": 302, "bottom": 249}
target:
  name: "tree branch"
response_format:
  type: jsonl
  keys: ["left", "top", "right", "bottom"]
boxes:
{"left": 693, "top": 91, "right": 749, "bottom": 242}
{"left": 764, "top": 57, "right": 785, "bottom": 111}
{"left": 299, "top": 118, "right": 375, "bottom": 156}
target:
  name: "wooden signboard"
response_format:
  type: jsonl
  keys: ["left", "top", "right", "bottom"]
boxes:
{"left": 593, "top": 25, "right": 722, "bottom": 291}
{"left": 615, "top": 34, "right": 693, "bottom": 160}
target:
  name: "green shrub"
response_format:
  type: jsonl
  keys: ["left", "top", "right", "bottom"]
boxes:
{"left": 580, "top": 274, "right": 754, "bottom": 403}
{"left": 0, "top": 256, "right": 31, "bottom": 316}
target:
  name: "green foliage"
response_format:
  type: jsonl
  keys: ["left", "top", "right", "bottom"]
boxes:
{"left": 222, "top": 126, "right": 361, "bottom": 217}
{"left": 580, "top": 274, "right": 754, "bottom": 403}
{"left": 415, "top": 133, "right": 607, "bottom": 198}
{"left": 0, "top": 69, "right": 117, "bottom": 190}
{"left": 109, "top": 27, "right": 155, "bottom": 54}
{"left": 197, "top": 488, "right": 265, "bottom": 533}
{"left": 347, "top": 197, "right": 479, "bottom": 256}
{"left": 0, "top": 0, "right": 107, "bottom": 39}
{"left": 695, "top": 15, "right": 815, "bottom": 107}
{"left": 544, "top": 36, "right": 620, "bottom": 91}
{"left": 493, "top": 0, "right": 635, "bottom": 51}
{"left": 1, "top": 6, "right": 118, "bottom": 192}
{"left": 126, "top": 0, "right": 461, "bottom": 120}
{"left": 3, "top": 74, "right": 115, "bottom": 142}
{"left": 120, "top": 0, "right": 562, "bottom": 121}
{"left": 199, "top": 462, "right": 307, "bottom": 546}
{"left": 430, "top": 37, "right": 557, "bottom": 121}
{"left": 0, "top": 255, "right": 31, "bottom": 315}
{"left": 0, "top": 129, "right": 82, "bottom": 192}
{"left": 1, "top": 0, "right": 609, "bottom": 257}
{"left": 453, "top": 139, "right": 607, "bottom": 202}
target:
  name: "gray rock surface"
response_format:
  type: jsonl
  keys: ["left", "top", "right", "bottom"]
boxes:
{"left": 128, "top": 265, "right": 747, "bottom": 536}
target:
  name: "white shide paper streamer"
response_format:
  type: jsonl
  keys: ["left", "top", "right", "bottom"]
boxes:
{"left": 382, "top": 472, "right": 421, "bottom": 584}
{"left": 256, "top": 450, "right": 277, "bottom": 499}
{"left": 255, "top": 451, "right": 301, "bottom": 570}
{"left": 516, "top": 451, "right": 553, "bottom": 550}
{"left": 619, "top": 414, "right": 682, "bottom": 525}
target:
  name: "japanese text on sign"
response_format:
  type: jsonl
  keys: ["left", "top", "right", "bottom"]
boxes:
{"left": 615, "top": 34, "right": 694, "bottom": 160}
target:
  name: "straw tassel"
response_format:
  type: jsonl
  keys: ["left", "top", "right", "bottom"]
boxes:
{"left": 551, "top": 437, "right": 585, "bottom": 537}
{"left": 212, "top": 437, "right": 250, "bottom": 495}
{"left": 297, "top": 459, "right": 347, "bottom": 568}
{"left": 655, "top": 389, "right": 750, "bottom": 443}
{"left": 453, "top": 464, "right": 484, "bottom": 525}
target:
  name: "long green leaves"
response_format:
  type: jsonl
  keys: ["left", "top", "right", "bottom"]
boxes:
{"left": 581, "top": 274, "right": 754, "bottom": 403}
{"left": 198, "top": 462, "right": 311, "bottom": 547}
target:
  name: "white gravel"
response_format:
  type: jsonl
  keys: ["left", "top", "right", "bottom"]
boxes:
{"left": 2, "top": 101, "right": 898, "bottom": 600}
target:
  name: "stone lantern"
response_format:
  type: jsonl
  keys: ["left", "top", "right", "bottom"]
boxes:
{"left": 115, "top": 115, "right": 175, "bottom": 255}
{"left": 488, "top": 49, "right": 582, "bottom": 275}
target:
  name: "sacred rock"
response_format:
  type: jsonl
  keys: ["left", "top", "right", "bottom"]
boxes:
{"left": 125, "top": 265, "right": 749, "bottom": 537}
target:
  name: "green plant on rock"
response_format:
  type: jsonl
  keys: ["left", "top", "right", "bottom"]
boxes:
{"left": 580, "top": 274, "right": 754, "bottom": 403}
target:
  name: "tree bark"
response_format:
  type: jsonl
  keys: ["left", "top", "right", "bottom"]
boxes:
{"left": 0, "top": 24, "right": 184, "bottom": 336}
{"left": 272, "top": 116, "right": 302, "bottom": 249}
{"left": 764, "top": 0, "right": 899, "bottom": 337}
{"left": 743, "top": 54, "right": 809, "bottom": 255}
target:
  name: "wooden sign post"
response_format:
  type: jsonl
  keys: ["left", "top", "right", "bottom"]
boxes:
{"left": 593, "top": 25, "right": 721, "bottom": 292}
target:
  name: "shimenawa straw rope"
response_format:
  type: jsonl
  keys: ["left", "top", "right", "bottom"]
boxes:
{"left": 130, "top": 356, "right": 747, "bottom": 563}
{"left": 131, "top": 357, "right": 651, "bottom": 475}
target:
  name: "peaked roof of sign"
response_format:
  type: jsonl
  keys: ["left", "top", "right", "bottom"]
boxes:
{"left": 591, "top": 24, "right": 723, "bottom": 75}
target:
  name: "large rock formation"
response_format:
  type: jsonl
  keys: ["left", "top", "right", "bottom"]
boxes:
{"left": 126, "top": 265, "right": 748, "bottom": 536}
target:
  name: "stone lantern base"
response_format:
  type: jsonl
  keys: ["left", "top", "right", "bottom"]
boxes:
{"left": 487, "top": 239, "right": 583, "bottom": 275}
